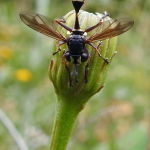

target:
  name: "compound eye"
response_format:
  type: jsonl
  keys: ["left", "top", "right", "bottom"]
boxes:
{"left": 65, "top": 53, "right": 71, "bottom": 62}
{"left": 81, "top": 53, "right": 88, "bottom": 62}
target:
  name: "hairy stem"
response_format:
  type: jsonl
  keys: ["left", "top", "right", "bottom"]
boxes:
{"left": 49, "top": 95, "right": 82, "bottom": 150}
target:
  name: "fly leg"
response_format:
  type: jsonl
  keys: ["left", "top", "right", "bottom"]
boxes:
{"left": 84, "top": 47, "right": 91, "bottom": 83}
{"left": 53, "top": 16, "right": 71, "bottom": 55}
{"left": 87, "top": 42, "right": 109, "bottom": 64}
{"left": 55, "top": 16, "right": 66, "bottom": 23}
{"left": 100, "top": 11, "right": 110, "bottom": 21}
{"left": 84, "top": 12, "right": 109, "bottom": 33}
{"left": 55, "top": 17, "right": 73, "bottom": 32}
{"left": 62, "top": 50, "right": 72, "bottom": 86}
{"left": 53, "top": 41, "right": 67, "bottom": 55}
{"left": 83, "top": 11, "right": 109, "bottom": 64}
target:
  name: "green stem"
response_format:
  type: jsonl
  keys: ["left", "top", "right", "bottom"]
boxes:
{"left": 49, "top": 95, "right": 82, "bottom": 150}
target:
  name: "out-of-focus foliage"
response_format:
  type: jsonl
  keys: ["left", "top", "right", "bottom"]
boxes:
{"left": 0, "top": 0, "right": 149, "bottom": 150}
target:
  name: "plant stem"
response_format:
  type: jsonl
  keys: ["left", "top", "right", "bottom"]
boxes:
{"left": 0, "top": 109, "right": 29, "bottom": 150}
{"left": 49, "top": 95, "right": 82, "bottom": 150}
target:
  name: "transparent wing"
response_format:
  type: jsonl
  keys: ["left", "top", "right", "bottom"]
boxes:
{"left": 19, "top": 11, "right": 66, "bottom": 41}
{"left": 85, "top": 18, "right": 134, "bottom": 43}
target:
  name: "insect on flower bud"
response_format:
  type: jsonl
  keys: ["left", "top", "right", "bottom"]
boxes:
{"left": 19, "top": 1, "right": 133, "bottom": 103}
{"left": 19, "top": 1, "right": 133, "bottom": 149}
{"left": 49, "top": 10, "right": 117, "bottom": 103}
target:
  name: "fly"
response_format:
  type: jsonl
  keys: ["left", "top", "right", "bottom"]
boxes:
{"left": 19, "top": 0, "right": 134, "bottom": 86}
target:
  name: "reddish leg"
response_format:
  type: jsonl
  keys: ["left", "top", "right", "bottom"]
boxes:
{"left": 55, "top": 17, "right": 72, "bottom": 32}
{"left": 87, "top": 42, "right": 109, "bottom": 64}
{"left": 56, "top": 16, "right": 66, "bottom": 23}
{"left": 83, "top": 12, "right": 109, "bottom": 64}
{"left": 84, "top": 21, "right": 103, "bottom": 33}
{"left": 53, "top": 17, "right": 71, "bottom": 55}
{"left": 53, "top": 41, "right": 67, "bottom": 55}
{"left": 84, "top": 12, "right": 109, "bottom": 33}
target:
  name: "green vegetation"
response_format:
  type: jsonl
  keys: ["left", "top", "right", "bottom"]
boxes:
{"left": 0, "top": 0, "right": 149, "bottom": 150}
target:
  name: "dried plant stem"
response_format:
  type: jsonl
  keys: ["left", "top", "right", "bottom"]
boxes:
{"left": 0, "top": 108, "right": 29, "bottom": 150}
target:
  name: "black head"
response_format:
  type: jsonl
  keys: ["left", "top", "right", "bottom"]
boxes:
{"left": 72, "top": 0, "right": 85, "bottom": 30}
{"left": 72, "top": 0, "right": 85, "bottom": 13}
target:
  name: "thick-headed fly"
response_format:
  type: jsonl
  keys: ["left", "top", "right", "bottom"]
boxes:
{"left": 19, "top": 0, "right": 134, "bottom": 86}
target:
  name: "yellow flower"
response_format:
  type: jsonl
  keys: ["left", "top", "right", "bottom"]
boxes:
{"left": 14, "top": 69, "right": 32, "bottom": 82}
{"left": 0, "top": 46, "right": 13, "bottom": 59}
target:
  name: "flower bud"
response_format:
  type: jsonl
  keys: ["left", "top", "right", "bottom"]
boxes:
{"left": 49, "top": 10, "right": 117, "bottom": 105}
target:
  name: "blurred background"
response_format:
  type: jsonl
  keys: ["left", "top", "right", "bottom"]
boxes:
{"left": 0, "top": 0, "right": 150, "bottom": 150}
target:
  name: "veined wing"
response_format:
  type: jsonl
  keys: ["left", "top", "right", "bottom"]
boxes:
{"left": 19, "top": 11, "right": 66, "bottom": 41}
{"left": 86, "top": 18, "right": 134, "bottom": 43}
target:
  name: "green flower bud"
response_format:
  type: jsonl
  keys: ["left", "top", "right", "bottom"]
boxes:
{"left": 49, "top": 10, "right": 117, "bottom": 103}
{"left": 49, "top": 10, "right": 117, "bottom": 150}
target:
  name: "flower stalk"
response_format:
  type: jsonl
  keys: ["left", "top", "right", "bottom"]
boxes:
{"left": 49, "top": 10, "right": 117, "bottom": 150}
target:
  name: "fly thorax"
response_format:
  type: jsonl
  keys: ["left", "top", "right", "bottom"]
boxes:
{"left": 68, "top": 35, "right": 84, "bottom": 55}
